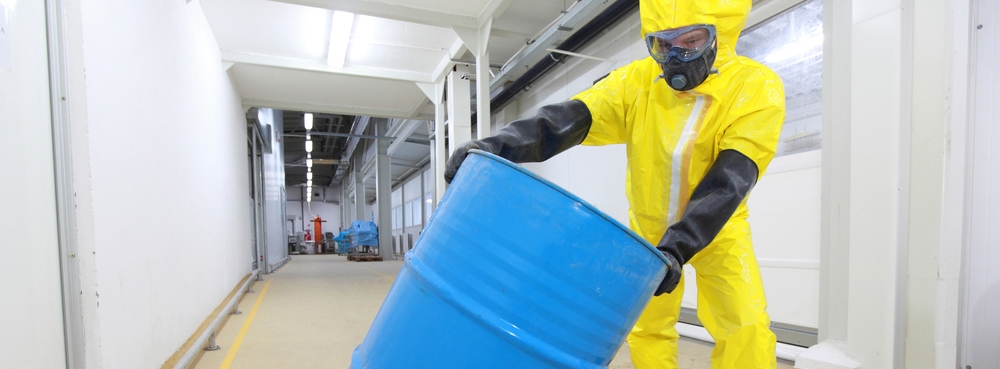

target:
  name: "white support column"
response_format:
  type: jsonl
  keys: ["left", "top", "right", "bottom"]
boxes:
{"left": 434, "top": 88, "right": 447, "bottom": 203}
{"left": 353, "top": 150, "right": 365, "bottom": 223}
{"left": 454, "top": 20, "right": 494, "bottom": 140}
{"left": 343, "top": 182, "right": 350, "bottom": 230}
{"left": 799, "top": 0, "right": 910, "bottom": 368}
{"left": 400, "top": 179, "right": 407, "bottom": 247}
{"left": 903, "top": 0, "right": 969, "bottom": 367}
{"left": 447, "top": 65, "right": 472, "bottom": 155}
{"left": 817, "top": 0, "right": 852, "bottom": 346}
{"left": 419, "top": 169, "right": 427, "bottom": 228}
{"left": 417, "top": 80, "right": 447, "bottom": 205}
{"left": 375, "top": 119, "right": 393, "bottom": 260}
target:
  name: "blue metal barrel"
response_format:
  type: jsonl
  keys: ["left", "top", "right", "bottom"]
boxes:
{"left": 351, "top": 150, "right": 669, "bottom": 369}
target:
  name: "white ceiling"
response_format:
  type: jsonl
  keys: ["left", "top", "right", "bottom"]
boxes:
{"left": 200, "top": 0, "right": 613, "bottom": 120}
{"left": 201, "top": 0, "right": 616, "bottom": 198}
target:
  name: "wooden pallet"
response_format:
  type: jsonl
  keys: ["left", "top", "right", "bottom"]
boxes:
{"left": 347, "top": 253, "right": 382, "bottom": 262}
{"left": 353, "top": 254, "right": 383, "bottom": 262}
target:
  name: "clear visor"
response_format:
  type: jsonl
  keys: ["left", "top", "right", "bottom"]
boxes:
{"left": 645, "top": 24, "right": 716, "bottom": 63}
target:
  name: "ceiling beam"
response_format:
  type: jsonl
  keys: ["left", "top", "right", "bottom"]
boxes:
{"left": 478, "top": 0, "right": 518, "bottom": 26}
{"left": 490, "top": 0, "right": 608, "bottom": 91}
{"left": 268, "top": 0, "right": 479, "bottom": 29}
{"left": 286, "top": 132, "right": 395, "bottom": 141}
{"left": 222, "top": 51, "right": 433, "bottom": 83}
{"left": 490, "top": 28, "right": 533, "bottom": 41}
{"left": 403, "top": 95, "right": 431, "bottom": 120}
{"left": 392, "top": 162, "right": 422, "bottom": 170}
{"left": 243, "top": 99, "right": 419, "bottom": 120}
{"left": 430, "top": 37, "right": 470, "bottom": 84}
{"left": 387, "top": 121, "right": 423, "bottom": 155}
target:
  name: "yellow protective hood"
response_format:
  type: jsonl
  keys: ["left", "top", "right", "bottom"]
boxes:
{"left": 639, "top": 0, "right": 751, "bottom": 65}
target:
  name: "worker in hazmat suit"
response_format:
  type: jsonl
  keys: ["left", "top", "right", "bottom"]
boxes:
{"left": 445, "top": 0, "right": 783, "bottom": 368}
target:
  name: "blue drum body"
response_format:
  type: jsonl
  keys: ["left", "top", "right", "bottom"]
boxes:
{"left": 351, "top": 150, "right": 668, "bottom": 369}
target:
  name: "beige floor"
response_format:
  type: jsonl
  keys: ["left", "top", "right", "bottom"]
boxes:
{"left": 191, "top": 255, "right": 794, "bottom": 369}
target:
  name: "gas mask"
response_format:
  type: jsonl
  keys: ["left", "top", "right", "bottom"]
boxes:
{"left": 645, "top": 24, "right": 718, "bottom": 91}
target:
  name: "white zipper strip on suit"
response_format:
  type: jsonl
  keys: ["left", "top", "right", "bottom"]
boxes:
{"left": 667, "top": 95, "right": 705, "bottom": 225}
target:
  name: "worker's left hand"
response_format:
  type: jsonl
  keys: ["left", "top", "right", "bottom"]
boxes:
{"left": 654, "top": 247, "right": 682, "bottom": 296}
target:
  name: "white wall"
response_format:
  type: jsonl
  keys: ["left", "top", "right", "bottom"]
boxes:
{"left": 0, "top": 0, "right": 69, "bottom": 367}
{"left": 507, "top": 7, "right": 822, "bottom": 330}
{"left": 287, "top": 197, "right": 339, "bottom": 231}
{"left": 389, "top": 169, "right": 430, "bottom": 252}
{"left": 64, "top": 1, "right": 254, "bottom": 368}
{"left": 403, "top": 171, "right": 427, "bottom": 235}
{"left": 306, "top": 201, "right": 341, "bottom": 236}
{"left": 286, "top": 187, "right": 306, "bottom": 234}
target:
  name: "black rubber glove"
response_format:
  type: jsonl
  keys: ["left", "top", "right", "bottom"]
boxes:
{"left": 444, "top": 100, "right": 593, "bottom": 183}
{"left": 653, "top": 149, "right": 760, "bottom": 296}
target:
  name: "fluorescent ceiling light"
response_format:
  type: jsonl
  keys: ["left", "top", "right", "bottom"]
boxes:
{"left": 307, "top": 180, "right": 313, "bottom": 187}
{"left": 305, "top": 140, "right": 313, "bottom": 153}
{"left": 327, "top": 11, "right": 355, "bottom": 68}
{"left": 307, "top": 172, "right": 313, "bottom": 180}
{"left": 307, "top": 159, "right": 313, "bottom": 168}
{"left": 304, "top": 113, "right": 314, "bottom": 130}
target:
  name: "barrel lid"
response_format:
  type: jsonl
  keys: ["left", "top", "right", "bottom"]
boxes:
{"left": 467, "top": 150, "right": 670, "bottom": 267}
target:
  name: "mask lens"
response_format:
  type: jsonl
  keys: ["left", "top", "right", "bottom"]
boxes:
{"left": 645, "top": 25, "right": 715, "bottom": 63}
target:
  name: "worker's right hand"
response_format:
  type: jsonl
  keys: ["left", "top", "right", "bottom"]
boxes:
{"left": 444, "top": 140, "right": 493, "bottom": 184}
{"left": 654, "top": 248, "right": 682, "bottom": 296}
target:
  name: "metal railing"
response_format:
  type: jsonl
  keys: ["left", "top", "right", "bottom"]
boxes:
{"left": 173, "top": 269, "right": 261, "bottom": 369}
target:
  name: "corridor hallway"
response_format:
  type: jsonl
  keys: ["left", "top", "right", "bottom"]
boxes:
{"left": 191, "top": 255, "right": 401, "bottom": 368}
{"left": 188, "top": 255, "right": 793, "bottom": 369}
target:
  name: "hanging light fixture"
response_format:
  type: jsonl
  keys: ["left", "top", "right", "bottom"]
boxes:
{"left": 305, "top": 139, "right": 313, "bottom": 153}
{"left": 307, "top": 180, "right": 313, "bottom": 188}
{"left": 307, "top": 172, "right": 313, "bottom": 180}
{"left": 307, "top": 159, "right": 313, "bottom": 168}
{"left": 304, "top": 113, "right": 314, "bottom": 130}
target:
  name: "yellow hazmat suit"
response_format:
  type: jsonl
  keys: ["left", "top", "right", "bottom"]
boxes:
{"left": 572, "top": 1, "right": 786, "bottom": 368}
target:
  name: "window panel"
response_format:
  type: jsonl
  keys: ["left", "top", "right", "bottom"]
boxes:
{"left": 411, "top": 199, "right": 422, "bottom": 226}
{"left": 424, "top": 192, "right": 433, "bottom": 224}
{"left": 735, "top": 0, "right": 823, "bottom": 156}
{"left": 404, "top": 202, "right": 413, "bottom": 229}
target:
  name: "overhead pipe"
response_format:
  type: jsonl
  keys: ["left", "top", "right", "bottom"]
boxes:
{"left": 472, "top": 0, "right": 638, "bottom": 123}
{"left": 334, "top": 116, "right": 371, "bottom": 181}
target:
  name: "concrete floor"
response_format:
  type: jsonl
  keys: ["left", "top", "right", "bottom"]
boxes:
{"left": 191, "top": 255, "right": 794, "bottom": 369}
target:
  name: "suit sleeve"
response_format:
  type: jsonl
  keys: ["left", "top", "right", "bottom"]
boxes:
{"left": 571, "top": 67, "right": 631, "bottom": 146}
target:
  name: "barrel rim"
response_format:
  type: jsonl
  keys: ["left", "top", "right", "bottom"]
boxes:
{"left": 467, "top": 149, "right": 669, "bottom": 266}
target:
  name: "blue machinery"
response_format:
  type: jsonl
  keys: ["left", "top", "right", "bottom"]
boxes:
{"left": 347, "top": 220, "right": 381, "bottom": 261}
{"left": 351, "top": 150, "right": 670, "bottom": 368}
{"left": 333, "top": 231, "right": 351, "bottom": 254}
